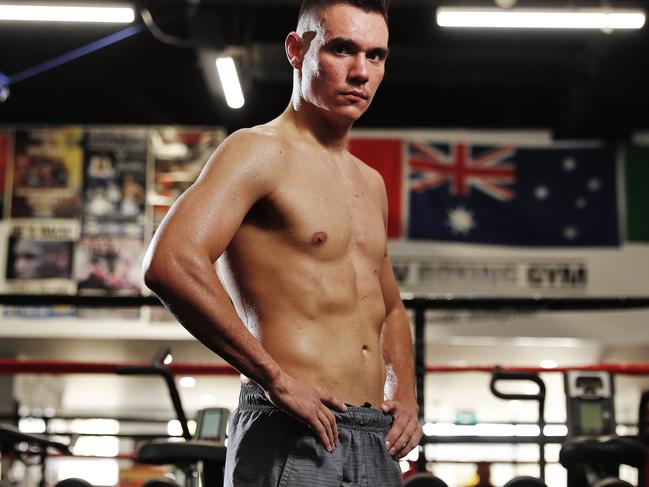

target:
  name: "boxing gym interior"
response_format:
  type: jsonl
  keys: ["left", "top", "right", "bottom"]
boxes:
{"left": 1, "top": 0, "right": 649, "bottom": 486}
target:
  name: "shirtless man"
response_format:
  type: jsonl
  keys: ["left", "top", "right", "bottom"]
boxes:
{"left": 143, "top": 1, "right": 422, "bottom": 485}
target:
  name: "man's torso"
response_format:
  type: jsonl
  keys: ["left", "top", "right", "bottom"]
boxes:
{"left": 217, "top": 125, "right": 389, "bottom": 406}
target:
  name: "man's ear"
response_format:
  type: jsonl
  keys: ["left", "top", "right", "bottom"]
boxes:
{"left": 285, "top": 31, "right": 303, "bottom": 70}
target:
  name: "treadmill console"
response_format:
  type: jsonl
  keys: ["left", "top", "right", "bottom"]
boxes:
{"left": 194, "top": 407, "right": 229, "bottom": 443}
{"left": 564, "top": 371, "right": 615, "bottom": 437}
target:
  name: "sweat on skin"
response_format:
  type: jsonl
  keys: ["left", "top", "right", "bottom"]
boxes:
{"left": 143, "top": 2, "right": 422, "bottom": 462}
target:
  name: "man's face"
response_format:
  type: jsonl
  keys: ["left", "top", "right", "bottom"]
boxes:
{"left": 299, "top": 4, "right": 389, "bottom": 123}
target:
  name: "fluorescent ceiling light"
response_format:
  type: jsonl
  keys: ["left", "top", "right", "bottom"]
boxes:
{"left": 0, "top": 4, "right": 135, "bottom": 23}
{"left": 216, "top": 57, "right": 245, "bottom": 109}
{"left": 437, "top": 8, "right": 646, "bottom": 30}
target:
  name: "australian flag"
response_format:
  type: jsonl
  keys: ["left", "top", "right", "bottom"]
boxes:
{"left": 407, "top": 141, "right": 620, "bottom": 246}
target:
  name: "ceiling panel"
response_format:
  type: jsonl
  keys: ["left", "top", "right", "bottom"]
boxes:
{"left": 0, "top": 0, "right": 647, "bottom": 137}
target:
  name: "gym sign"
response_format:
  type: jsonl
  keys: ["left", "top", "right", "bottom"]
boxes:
{"left": 392, "top": 257, "right": 588, "bottom": 296}
{"left": 526, "top": 262, "right": 587, "bottom": 289}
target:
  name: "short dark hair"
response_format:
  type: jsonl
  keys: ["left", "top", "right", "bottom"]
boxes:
{"left": 298, "top": 0, "right": 389, "bottom": 24}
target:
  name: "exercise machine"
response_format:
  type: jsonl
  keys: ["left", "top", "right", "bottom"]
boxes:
{"left": 560, "top": 371, "right": 646, "bottom": 487}
{"left": 489, "top": 367, "right": 548, "bottom": 487}
{"left": 0, "top": 422, "right": 90, "bottom": 487}
{"left": 116, "top": 351, "right": 228, "bottom": 487}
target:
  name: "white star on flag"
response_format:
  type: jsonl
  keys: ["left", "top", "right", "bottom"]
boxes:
{"left": 447, "top": 206, "right": 477, "bottom": 235}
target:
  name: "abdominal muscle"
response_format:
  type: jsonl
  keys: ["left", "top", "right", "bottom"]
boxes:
{"left": 260, "top": 311, "right": 387, "bottom": 407}
{"left": 219, "top": 244, "right": 388, "bottom": 407}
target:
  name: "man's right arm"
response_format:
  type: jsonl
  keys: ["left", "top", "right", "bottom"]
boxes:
{"left": 143, "top": 129, "right": 283, "bottom": 389}
{"left": 142, "top": 130, "right": 344, "bottom": 451}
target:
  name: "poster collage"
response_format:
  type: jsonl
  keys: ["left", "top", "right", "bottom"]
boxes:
{"left": 0, "top": 126, "right": 226, "bottom": 318}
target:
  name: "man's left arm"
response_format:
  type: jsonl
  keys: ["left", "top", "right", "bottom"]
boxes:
{"left": 379, "top": 253, "right": 423, "bottom": 459}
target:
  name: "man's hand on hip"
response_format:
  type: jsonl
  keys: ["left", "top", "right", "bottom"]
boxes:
{"left": 265, "top": 373, "right": 347, "bottom": 452}
{"left": 381, "top": 400, "right": 423, "bottom": 459}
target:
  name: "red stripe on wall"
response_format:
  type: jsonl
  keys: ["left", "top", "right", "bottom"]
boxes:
{"left": 348, "top": 138, "right": 403, "bottom": 238}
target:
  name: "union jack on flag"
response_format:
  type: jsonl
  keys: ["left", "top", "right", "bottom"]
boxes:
{"left": 409, "top": 142, "right": 517, "bottom": 201}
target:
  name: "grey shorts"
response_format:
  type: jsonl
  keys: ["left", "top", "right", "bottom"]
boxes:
{"left": 224, "top": 383, "right": 403, "bottom": 487}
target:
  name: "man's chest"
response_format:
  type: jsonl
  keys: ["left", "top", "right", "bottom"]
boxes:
{"left": 251, "top": 161, "right": 386, "bottom": 262}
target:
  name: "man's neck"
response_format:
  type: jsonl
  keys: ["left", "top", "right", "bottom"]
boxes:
{"left": 283, "top": 101, "right": 352, "bottom": 152}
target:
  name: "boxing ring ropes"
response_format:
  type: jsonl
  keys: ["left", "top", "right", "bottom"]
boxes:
{"left": 1, "top": 294, "right": 649, "bottom": 474}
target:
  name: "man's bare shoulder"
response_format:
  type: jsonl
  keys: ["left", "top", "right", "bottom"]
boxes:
{"left": 184, "top": 124, "right": 299, "bottom": 204}
{"left": 206, "top": 125, "right": 289, "bottom": 172}
{"left": 348, "top": 152, "right": 389, "bottom": 222}
{"left": 348, "top": 152, "right": 387, "bottom": 194}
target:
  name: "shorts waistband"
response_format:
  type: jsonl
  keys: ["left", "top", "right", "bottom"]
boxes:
{"left": 238, "top": 383, "right": 393, "bottom": 432}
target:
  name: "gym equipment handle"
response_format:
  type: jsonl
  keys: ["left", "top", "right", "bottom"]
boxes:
{"left": 490, "top": 366, "right": 547, "bottom": 483}
{"left": 490, "top": 367, "right": 546, "bottom": 402}
{"left": 115, "top": 364, "right": 192, "bottom": 440}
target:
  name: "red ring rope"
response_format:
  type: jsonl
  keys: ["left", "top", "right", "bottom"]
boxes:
{"left": 1, "top": 358, "right": 648, "bottom": 375}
